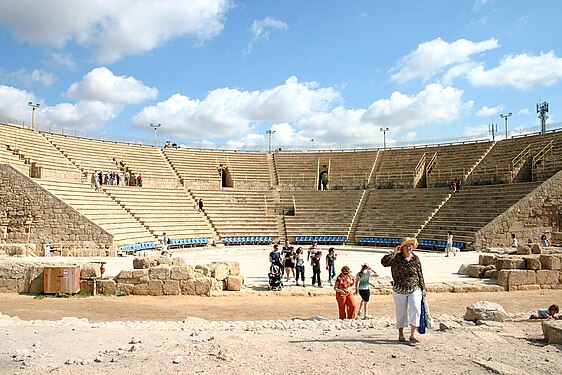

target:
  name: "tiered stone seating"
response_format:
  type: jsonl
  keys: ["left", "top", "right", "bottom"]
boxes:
{"left": 374, "top": 147, "right": 429, "bottom": 188}
{"left": 274, "top": 153, "right": 320, "bottom": 190}
{"left": 531, "top": 131, "right": 562, "bottom": 181}
{"left": 45, "top": 134, "right": 178, "bottom": 187}
{"left": 281, "top": 190, "right": 363, "bottom": 241}
{"left": 35, "top": 180, "right": 156, "bottom": 246}
{"left": 163, "top": 149, "right": 272, "bottom": 190}
{"left": 191, "top": 189, "right": 278, "bottom": 240}
{"left": 467, "top": 131, "right": 562, "bottom": 185}
{"left": 425, "top": 141, "right": 492, "bottom": 187}
{"left": 418, "top": 182, "right": 541, "bottom": 246}
{"left": 322, "top": 151, "right": 378, "bottom": 189}
{"left": 104, "top": 186, "right": 215, "bottom": 242}
{"left": 0, "top": 124, "right": 82, "bottom": 181}
{"left": 0, "top": 129, "right": 29, "bottom": 174}
{"left": 355, "top": 188, "right": 449, "bottom": 241}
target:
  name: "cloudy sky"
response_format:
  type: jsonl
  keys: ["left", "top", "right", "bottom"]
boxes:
{"left": 0, "top": 0, "right": 561, "bottom": 149}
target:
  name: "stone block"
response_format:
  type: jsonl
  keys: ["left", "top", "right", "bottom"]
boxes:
{"left": 80, "top": 263, "right": 101, "bottom": 279}
{"left": 224, "top": 262, "right": 241, "bottom": 276}
{"left": 483, "top": 269, "right": 498, "bottom": 278}
{"left": 0, "top": 278, "right": 18, "bottom": 292}
{"left": 495, "top": 258, "right": 525, "bottom": 270}
{"left": 116, "top": 270, "right": 132, "bottom": 280}
{"left": 226, "top": 275, "right": 244, "bottom": 291}
{"left": 171, "top": 258, "right": 186, "bottom": 266}
{"left": 539, "top": 255, "right": 561, "bottom": 270}
{"left": 132, "top": 283, "right": 149, "bottom": 296}
{"left": 99, "top": 280, "right": 116, "bottom": 295}
{"left": 542, "top": 321, "right": 562, "bottom": 344}
{"left": 536, "top": 270, "right": 559, "bottom": 285}
{"left": 149, "top": 265, "right": 171, "bottom": 280}
{"left": 464, "top": 301, "right": 510, "bottom": 322}
{"left": 170, "top": 266, "right": 194, "bottom": 280}
{"left": 0, "top": 264, "right": 12, "bottom": 279}
{"left": 531, "top": 243, "right": 542, "bottom": 254}
{"left": 179, "top": 279, "right": 196, "bottom": 295}
{"left": 194, "top": 277, "right": 213, "bottom": 296}
{"left": 516, "top": 244, "right": 531, "bottom": 255}
{"left": 195, "top": 265, "right": 212, "bottom": 277}
{"left": 162, "top": 280, "right": 180, "bottom": 295}
{"left": 457, "top": 264, "right": 470, "bottom": 275}
{"left": 467, "top": 264, "right": 486, "bottom": 278}
{"left": 148, "top": 280, "right": 163, "bottom": 296}
{"left": 507, "top": 270, "right": 537, "bottom": 286}
{"left": 213, "top": 263, "right": 229, "bottom": 281}
{"left": 10, "top": 264, "right": 26, "bottom": 279}
{"left": 523, "top": 256, "right": 541, "bottom": 270}
{"left": 116, "top": 283, "right": 134, "bottom": 295}
{"left": 479, "top": 255, "right": 496, "bottom": 266}
{"left": 516, "top": 284, "right": 540, "bottom": 291}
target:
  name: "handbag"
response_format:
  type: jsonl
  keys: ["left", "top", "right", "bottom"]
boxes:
{"left": 418, "top": 297, "right": 427, "bottom": 334}
{"left": 423, "top": 297, "right": 435, "bottom": 329}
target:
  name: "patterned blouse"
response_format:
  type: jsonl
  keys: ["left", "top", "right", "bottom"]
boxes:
{"left": 381, "top": 252, "right": 425, "bottom": 295}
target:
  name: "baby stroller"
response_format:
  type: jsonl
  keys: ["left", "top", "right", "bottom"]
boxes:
{"left": 267, "top": 263, "right": 283, "bottom": 291}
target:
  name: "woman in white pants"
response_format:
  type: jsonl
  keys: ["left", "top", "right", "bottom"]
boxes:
{"left": 381, "top": 237, "right": 426, "bottom": 343}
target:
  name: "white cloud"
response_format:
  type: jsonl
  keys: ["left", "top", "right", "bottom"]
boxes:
{"left": 0, "top": 85, "right": 39, "bottom": 121}
{"left": 0, "top": 69, "right": 56, "bottom": 88}
{"left": 0, "top": 0, "right": 232, "bottom": 63}
{"left": 476, "top": 105, "right": 503, "bottom": 117}
{"left": 464, "top": 124, "right": 491, "bottom": 138}
{"left": 361, "top": 84, "right": 472, "bottom": 130}
{"left": 44, "top": 52, "right": 77, "bottom": 70}
{"left": 40, "top": 101, "right": 122, "bottom": 130}
{"left": 65, "top": 67, "right": 158, "bottom": 104}
{"left": 131, "top": 76, "right": 341, "bottom": 138}
{"left": 391, "top": 38, "right": 499, "bottom": 83}
{"left": 518, "top": 108, "right": 530, "bottom": 115}
{"left": 245, "top": 17, "right": 288, "bottom": 55}
{"left": 467, "top": 51, "right": 562, "bottom": 89}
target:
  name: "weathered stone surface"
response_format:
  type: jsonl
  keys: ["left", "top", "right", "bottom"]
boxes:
{"left": 542, "top": 321, "right": 562, "bottom": 344}
{"left": 195, "top": 265, "right": 212, "bottom": 277}
{"left": 80, "top": 264, "right": 101, "bottom": 279}
{"left": 464, "top": 301, "right": 510, "bottom": 322}
{"left": 0, "top": 278, "right": 18, "bottom": 292}
{"left": 516, "top": 244, "right": 531, "bottom": 255}
{"left": 502, "top": 270, "right": 537, "bottom": 286}
{"left": 116, "top": 283, "right": 134, "bottom": 295}
{"left": 539, "top": 255, "right": 561, "bottom": 270}
{"left": 170, "top": 266, "right": 194, "bottom": 280}
{"left": 224, "top": 262, "right": 241, "bottom": 276}
{"left": 116, "top": 270, "right": 132, "bottom": 280}
{"left": 194, "top": 277, "right": 213, "bottom": 297}
{"left": 495, "top": 258, "right": 525, "bottom": 270}
{"left": 179, "top": 279, "right": 196, "bottom": 295}
{"left": 149, "top": 265, "right": 171, "bottom": 281}
{"left": 213, "top": 263, "right": 229, "bottom": 281}
{"left": 148, "top": 280, "right": 163, "bottom": 296}
{"left": 523, "top": 256, "right": 541, "bottom": 270}
{"left": 467, "top": 264, "right": 486, "bottom": 278}
{"left": 132, "top": 283, "right": 149, "bottom": 295}
{"left": 99, "top": 280, "right": 116, "bottom": 295}
{"left": 171, "top": 258, "right": 186, "bottom": 266}
{"left": 483, "top": 269, "right": 498, "bottom": 278}
{"left": 530, "top": 243, "right": 542, "bottom": 254}
{"left": 536, "top": 270, "right": 559, "bottom": 285}
{"left": 479, "top": 255, "right": 496, "bottom": 266}
{"left": 0, "top": 264, "right": 12, "bottom": 279}
{"left": 516, "top": 284, "right": 540, "bottom": 291}
{"left": 457, "top": 264, "right": 469, "bottom": 275}
{"left": 226, "top": 275, "right": 244, "bottom": 291}
{"left": 162, "top": 280, "right": 180, "bottom": 295}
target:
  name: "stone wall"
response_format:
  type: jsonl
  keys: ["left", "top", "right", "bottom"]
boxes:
{"left": 474, "top": 170, "right": 562, "bottom": 250}
{"left": 464, "top": 248, "right": 562, "bottom": 291}
{"left": 0, "top": 164, "right": 113, "bottom": 248}
{"left": 0, "top": 258, "right": 243, "bottom": 296}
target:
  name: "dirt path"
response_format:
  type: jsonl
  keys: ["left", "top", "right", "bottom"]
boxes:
{"left": 1, "top": 289, "right": 560, "bottom": 322}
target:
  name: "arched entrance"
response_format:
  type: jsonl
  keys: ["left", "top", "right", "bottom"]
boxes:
{"left": 319, "top": 171, "right": 329, "bottom": 191}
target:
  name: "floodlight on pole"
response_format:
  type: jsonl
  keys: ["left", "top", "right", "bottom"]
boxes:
{"left": 149, "top": 123, "right": 161, "bottom": 146}
{"left": 380, "top": 127, "right": 389, "bottom": 150}
{"left": 266, "top": 129, "right": 276, "bottom": 153}
{"left": 500, "top": 112, "right": 512, "bottom": 140}
{"left": 27, "top": 102, "right": 40, "bottom": 130}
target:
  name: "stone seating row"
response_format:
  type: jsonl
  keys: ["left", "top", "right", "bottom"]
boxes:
{"left": 294, "top": 235, "right": 347, "bottom": 244}
{"left": 223, "top": 236, "right": 274, "bottom": 245}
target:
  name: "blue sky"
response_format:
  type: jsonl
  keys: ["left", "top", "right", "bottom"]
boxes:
{"left": 1, "top": 0, "right": 561, "bottom": 149}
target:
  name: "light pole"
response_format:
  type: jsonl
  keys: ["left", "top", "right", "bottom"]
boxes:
{"left": 149, "top": 123, "right": 161, "bottom": 147}
{"left": 500, "top": 112, "right": 512, "bottom": 140}
{"left": 380, "top": 127, "right": 389, "bottom": 150}
{"left": 266, "top": 129, "right": 276, "bottom": 153}
{"left": 489, "top": 123, "right": 497, "bottom": 141}
{"left": 28, "top": 102, "right": 40, "bottom": 130}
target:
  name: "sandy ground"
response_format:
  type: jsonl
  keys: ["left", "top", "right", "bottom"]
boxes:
{"left": 1, "top": 246, "right": 561, "bottom": 374}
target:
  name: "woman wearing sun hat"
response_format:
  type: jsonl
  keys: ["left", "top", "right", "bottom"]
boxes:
{"left": 381, "top": 237, "right": 426, "bottom": 343}
{"left": 333, "top": 266, "right": 356, "bottom": 319}
{"left": 355, "top": 263, "right": 378, "bottom": 319}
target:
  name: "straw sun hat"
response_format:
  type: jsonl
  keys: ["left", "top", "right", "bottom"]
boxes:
{"left": 399, "top": 237, "right": 418, "bottom": 250}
